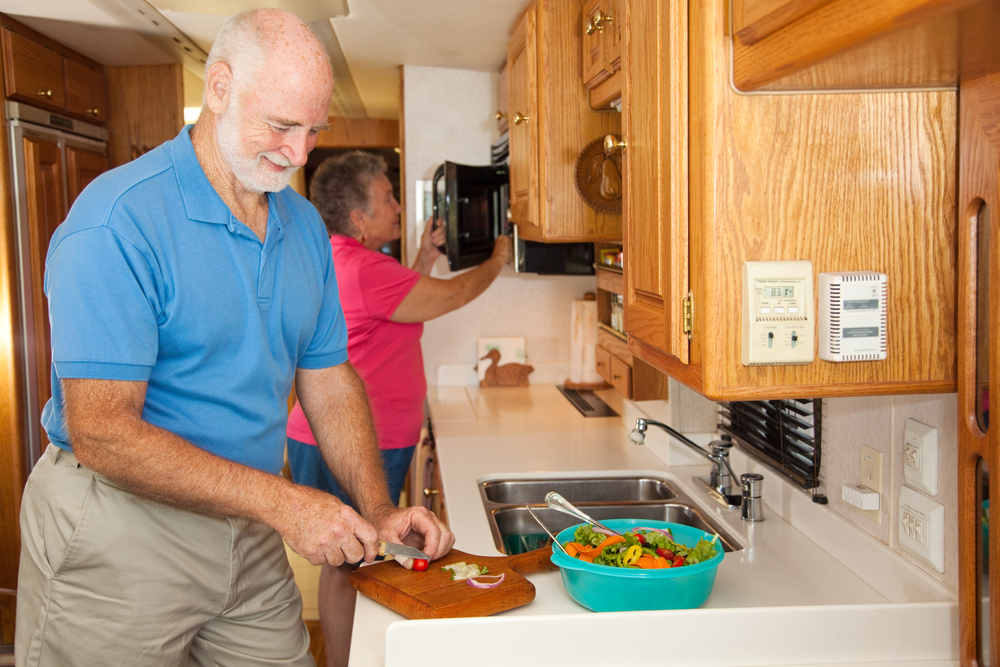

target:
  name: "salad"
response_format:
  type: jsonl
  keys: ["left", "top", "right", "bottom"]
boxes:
{"left": 562, "top": 525, "right": 719, "bottom": 569}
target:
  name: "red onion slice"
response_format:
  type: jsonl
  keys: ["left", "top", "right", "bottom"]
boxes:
{"left": 466, "top": 573, "right": 505, "bottom": 589}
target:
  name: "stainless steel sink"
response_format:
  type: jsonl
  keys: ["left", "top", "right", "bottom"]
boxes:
{"left": 479, "top": 474, "right": 743, "bottom": 555}
{"left": 481, "top": 476, "right": 677, "bottom": 505}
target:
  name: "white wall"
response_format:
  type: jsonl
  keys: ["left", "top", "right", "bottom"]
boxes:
{"left": 401, "top": 64, "right": 595, "bottom": 386}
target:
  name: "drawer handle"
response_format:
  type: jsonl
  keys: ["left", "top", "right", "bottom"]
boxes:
{"left": 613, "top": 374, "right": 621, "bottom": 380}
{"left": 38, "top": 88, "right": 53, "bottom": 98}
{"left": 596, "top": 361, "right": 604, "bottom": 367}
{"left": 423, "top": 487, "right": 440, "bottom": 497}
{"left": 87, "top": 107, "right": 100, "bottom": 116}
{"left": 514, "top": 112, "right": 530, "bottom": 125}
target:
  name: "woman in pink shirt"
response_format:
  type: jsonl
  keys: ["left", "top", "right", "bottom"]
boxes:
{"left": 286, "top": 151, "right": 510, "bottom": 667}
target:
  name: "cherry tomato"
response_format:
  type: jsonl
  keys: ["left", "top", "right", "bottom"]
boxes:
{"left": 412, "top": 558, "right": 429, "bottom": 571}
{"left": 656, "top": 547, "right": 674, "bottom": 560}
{"left": 635, "top": 533, "right": 646, "bottom": 545}
{"left": 672, "top": 555, "right": 685, "bottom": 568}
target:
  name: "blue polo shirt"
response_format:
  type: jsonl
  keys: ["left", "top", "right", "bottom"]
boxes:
{"left": 41, "top": 125, "right": 348, "bottom": 474}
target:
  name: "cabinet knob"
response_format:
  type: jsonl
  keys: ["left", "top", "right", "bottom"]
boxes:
{"left": 513, "top": 112, "right": 530, "bottom": 125}
{"left": 613, "top": 374, "right": 622, "bottom": 380}
{"left": 604, "top": 134, "right": 627, "bottom": 155}
{"left": 585, "top": 18, "right": 596, "bottom": 35}
{"left": 423, "top": 487, "right": 440, "bottom": 497}
{"left": 87, "top": 107, "right": 100, "bottom": 116}
{"left": 594, "top": 10, "right": 613, "bottom": 31}
{"left": 495, "top": 110, "right": 507, "bottom": 120}
{"left": 37, "top": 88, "right": 53, "bottom": 99}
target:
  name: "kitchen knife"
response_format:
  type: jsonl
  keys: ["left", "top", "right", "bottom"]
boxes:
{"left": 378, "top": 540, "right": 429, "bottom": 561}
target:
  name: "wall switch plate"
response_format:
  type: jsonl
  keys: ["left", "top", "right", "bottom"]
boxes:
{"left": 903, "top": 418, "right": 938, "bottom": 495}
{"left": 859, "top": 444, "right": 882, "bottom": 523}
{"left": 899, "top": 486, "right": 945, "bottom": 573}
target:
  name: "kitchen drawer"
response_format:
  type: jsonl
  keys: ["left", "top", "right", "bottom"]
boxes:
{"left": 2, "top": 28, "right": 65, "bottom": 112}
{"left": 595, "top": 344, "right": 613, "bottom": 384}
{"left": 609, "top": 353, "right": 632, "bottom": 399}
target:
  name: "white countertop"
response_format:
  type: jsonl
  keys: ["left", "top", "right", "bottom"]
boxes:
{"left": 349, "top": 385, "right": 959, "bottom": 667}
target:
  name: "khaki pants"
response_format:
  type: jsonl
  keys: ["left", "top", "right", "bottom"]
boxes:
{"left": 16, "top": 445, "right": 314, "bottom": 667}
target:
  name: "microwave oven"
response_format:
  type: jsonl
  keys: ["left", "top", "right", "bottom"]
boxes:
{"left": 432, "top": 161, "right": 593, "bottom": 275}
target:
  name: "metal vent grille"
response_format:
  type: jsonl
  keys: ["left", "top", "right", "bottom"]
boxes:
{"left": 718, "top": 399, "right": 822, "bottom": 491}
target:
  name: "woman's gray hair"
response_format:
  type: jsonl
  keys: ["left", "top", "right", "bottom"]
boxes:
{"left": 310, "top": 152, "right": 388, "bottom": 237}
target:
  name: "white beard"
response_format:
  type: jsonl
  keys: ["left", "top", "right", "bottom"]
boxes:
{"left": 216, "top": 98, "right": 299, "bottom": 194}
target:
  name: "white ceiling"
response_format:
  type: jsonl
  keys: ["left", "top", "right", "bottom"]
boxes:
{"left": 1, "top": 0, "right": 527, "bottom": 119}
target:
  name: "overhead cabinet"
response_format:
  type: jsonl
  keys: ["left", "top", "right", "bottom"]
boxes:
{"left": 581, "top": 0, "right": 622, "bottom": 109}
{"left": 1, "top": 14, "right": 107, "bottom": 124}
{"left": 506, "top": 0, "right": 622, "bottom": 243}
{"left": 621, "top": 0, "right": 958, "bottom": 400}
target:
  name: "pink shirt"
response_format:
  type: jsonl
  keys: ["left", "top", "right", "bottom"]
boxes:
{"left": 287, "top": 236, "right": 424, "bottom": 450}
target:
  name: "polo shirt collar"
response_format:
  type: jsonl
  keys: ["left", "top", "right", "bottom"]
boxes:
{"left": 170, "top": 125, "right": 293, "bottom": 235}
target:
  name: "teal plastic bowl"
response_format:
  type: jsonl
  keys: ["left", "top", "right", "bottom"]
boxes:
{"left": 550, "top": 518, "right": 724, "bottom": 612}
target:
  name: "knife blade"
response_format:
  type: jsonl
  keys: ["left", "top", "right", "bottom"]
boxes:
{"left": 377, "top": 540, "right": 429, "bottom": 561}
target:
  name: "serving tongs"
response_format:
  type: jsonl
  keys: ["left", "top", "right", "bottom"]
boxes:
{"left": 524, "top": 504, "right": 570, "bottom": 555}
{"left": 544, "top": 491, "right": 623, "bottom": 537}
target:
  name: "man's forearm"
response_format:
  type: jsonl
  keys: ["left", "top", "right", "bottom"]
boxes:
{"left": 63, "top": 378, "right": 301, "bottom": 528}
{"left": 296, "top": 362, "right": 394, "bottom": 521}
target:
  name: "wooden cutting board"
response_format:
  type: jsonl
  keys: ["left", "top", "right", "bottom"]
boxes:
{"left": 349, "top": 547, "right": 558, "bottom": 619}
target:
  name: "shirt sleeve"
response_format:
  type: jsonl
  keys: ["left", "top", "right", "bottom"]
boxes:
{"left": 295, "top": 223, "right": 349, "bottom": 370}
{"left": 356, "top": 253, "right": 421, "bottom": 321}
{"left": 46, "top": 226, "right": 160, "bottom": 381}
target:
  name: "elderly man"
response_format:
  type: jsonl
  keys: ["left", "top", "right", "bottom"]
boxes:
{"left": 14, "top": 9, "right": 453, "bottom": 667}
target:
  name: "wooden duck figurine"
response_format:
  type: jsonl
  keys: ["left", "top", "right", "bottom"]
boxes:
{"left": 479, "top": 349, "right": 534, "bottom": 388}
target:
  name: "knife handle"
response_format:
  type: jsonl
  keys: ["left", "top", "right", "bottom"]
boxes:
{"left": 377, "top": 540, "right": 389, "bottom": 558}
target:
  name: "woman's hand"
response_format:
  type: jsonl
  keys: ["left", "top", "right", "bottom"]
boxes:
{"left": 412, "top": 218, "right": 446, "bottom": 275}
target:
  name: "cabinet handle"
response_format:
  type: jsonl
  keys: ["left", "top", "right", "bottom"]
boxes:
{"left": 37, "top": 88, "right": 53, "bottom": 98}
{"left": 514, "top": 112, "right": 530, "bottom": 125}
{"left": 594, "top": 9, "right": 613, "bottom": 31}
{"left": 87, "top": 107, "right": 100, "bottom": 116}
{"left": 423, "top": 487, "right": 440, "bottom": 497}
{"left": 604, "top": 134, "right": 627, "bottom": 155}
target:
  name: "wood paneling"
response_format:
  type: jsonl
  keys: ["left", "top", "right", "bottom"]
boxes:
{"left": 106, "top": 64, "right": 183, "bottom": 168}
{"left": 314, "top": 117, "right": 399, "bottom": 148}
{"left": 957, "top": 70, "right": 1000, "bottom": 667}
{"left": 734, "top": 0, "right": 835, "bottom": 45}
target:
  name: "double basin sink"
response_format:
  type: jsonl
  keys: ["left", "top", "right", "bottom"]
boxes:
{"left": 478, "top": 474, "right": 743, "bottom": 555}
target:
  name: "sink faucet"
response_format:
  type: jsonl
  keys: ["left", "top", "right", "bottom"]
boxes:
{"left": 629, "top": 417, "right": 741, "bottom": 503}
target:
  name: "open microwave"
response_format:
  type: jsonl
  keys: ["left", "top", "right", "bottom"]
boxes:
{"left": 432, "top": 161, "right": 593, "bottom": 275}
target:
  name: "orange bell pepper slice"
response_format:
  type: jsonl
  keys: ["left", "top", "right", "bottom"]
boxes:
{"left": 574, "top": 535, "right": 625, "bottom": 557}
{"left": 635, "top": 555, "right": 670, "bottom": 569}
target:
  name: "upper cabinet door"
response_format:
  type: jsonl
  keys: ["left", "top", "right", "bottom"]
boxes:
{"left": 64, "top": 59, "right": 107, "bottom": 124}
{"left": 2, "top": 28, "right": 65, "bottom": 112}
{"left": 507, "top": 4, "right": 538, "bottom": 228}
{"left": 622, "top": 0, "right": 690, "bottom": 364}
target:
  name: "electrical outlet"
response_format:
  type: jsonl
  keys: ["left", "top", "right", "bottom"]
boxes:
{"left": 859, "top": 444, "right": 882, "bottom": 523}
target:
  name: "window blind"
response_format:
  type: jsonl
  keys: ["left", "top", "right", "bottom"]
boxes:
{"left": 718, "top": 399, "right": 823, "bottom": 493}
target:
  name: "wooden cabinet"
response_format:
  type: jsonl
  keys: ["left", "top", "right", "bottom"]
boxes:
{"left": 1, "top": 14, "right": 107, "bottom": 124}
{"left": 594, "top": 265, "right": 670, "bottom": 401}
{"left": 622, "top": 0, "right": 958, "bottom": 401}
{"left": 731, "top": 0, "right": 1000, "bottom": 92}
{"left": 410, "top": 428, "right": 447, "bottom": 526}
{"left": 581, "top": 0, "right": 622, "bottom": 108}
{"left": 506, "top": 0, "right": 622, "bottom": 242}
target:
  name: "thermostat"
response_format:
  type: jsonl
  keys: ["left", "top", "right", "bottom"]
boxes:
{"left": 818, "top": 272, "right": 887, "bottom": 362}
{"left": 741, "top": 260, "right": 814, "bottom": 366}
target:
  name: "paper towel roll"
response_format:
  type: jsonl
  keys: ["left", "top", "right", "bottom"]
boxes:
{"left": 569, "top": 300, "right": 603, "bottom": 385}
